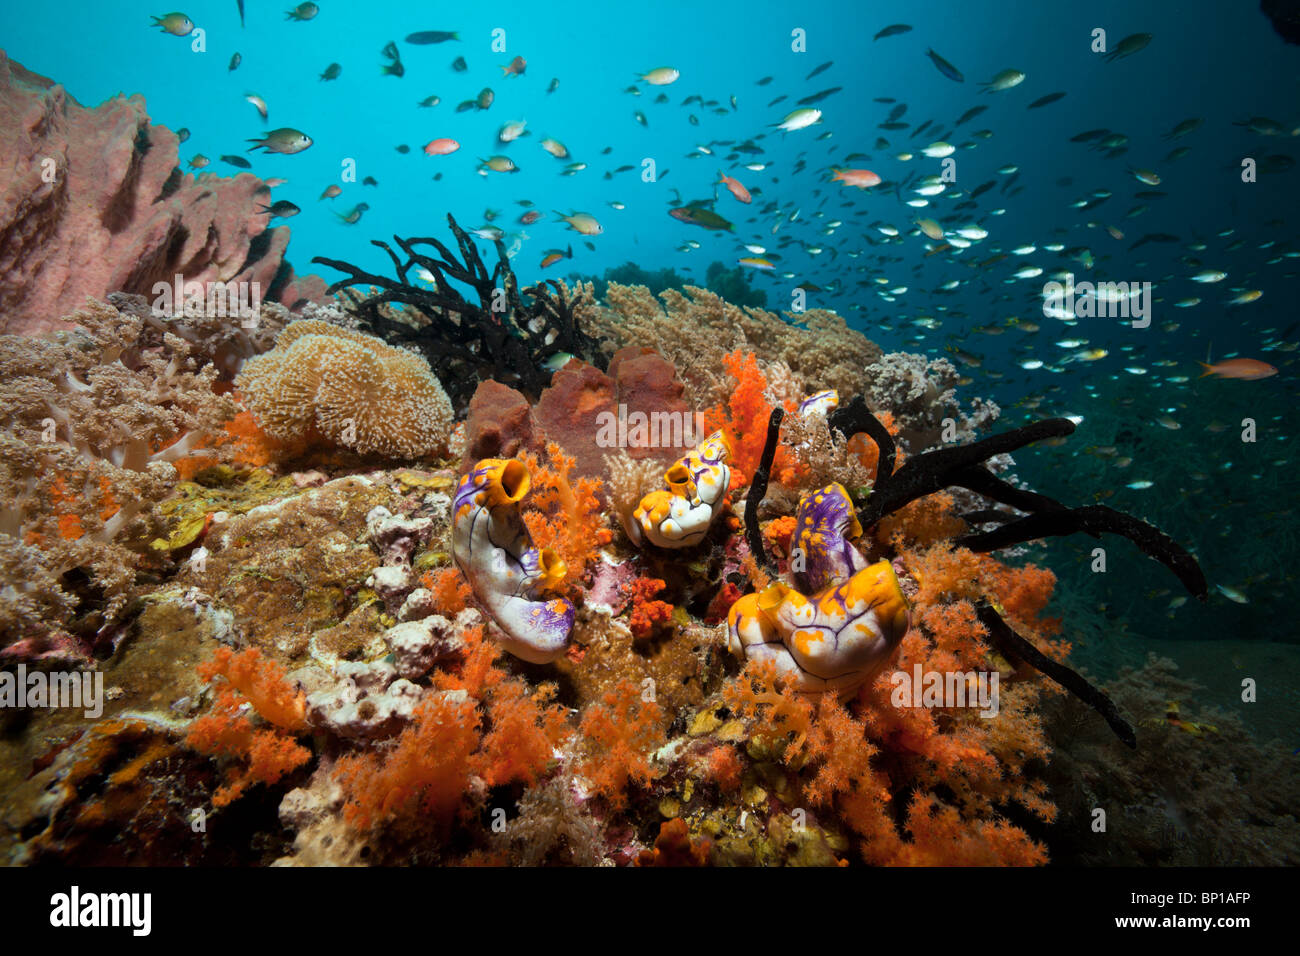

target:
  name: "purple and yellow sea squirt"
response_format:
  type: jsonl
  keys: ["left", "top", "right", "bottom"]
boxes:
{"left": 627, "top": 430, "right": 732, "bottom": 549}
{"left": 452, "top": 459, "right": 575, "bottom": 664}
{"left": 728, "top": 483, "right": 910, "bottom": 694}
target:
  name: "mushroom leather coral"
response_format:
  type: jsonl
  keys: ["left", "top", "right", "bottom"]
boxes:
{"left": 236, "top": 320, "right": 454, "bottom": 458}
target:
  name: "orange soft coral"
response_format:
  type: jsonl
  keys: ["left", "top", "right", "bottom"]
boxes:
{"left": 626, "top": 576, "right": 674, "bottom": 639}
{"left": 421, "top": 567, "right": 472, "bottom": 616}
{"left": 195, "top": 646, "right": 307, "bottom": 731}
{"left": 474, "top": 678, "right": 570, "bottom": 788}
{"left": 335, "top": 625, "right": 571, "bottom": 831}
{"left": 576, "top": 677, "right": 665, "bottom": 810}
{"left": 876, "top": 491, "right": 967, "bottom": 549}
{"left": 892, "top": 793, "right": 1048, "bottom": 866}
{"left": 707, "top": 744, "right": 744, "bottom": 793}
{"left": 186, "top": 647, "right": 311, "bottom": 806}
{"left": 762, "top": 515, "right": 797, "bottom": 558}
{"left": 431, "top": 625, "right": 570, "bottom": 788}
{"left": 636, "top": 818, "right": 712, "bottom": 866}
{"left": 704, "top": 349, "right": 803, "bottom": 490}
{"left": 851, "top": 542, "right": 1061, "bottom": 833}
{"left": 518, "top": 441, "right": 612, "bottom": 586}
{"left": 725, "top": 649, "right": 1052, "bottom": 866}
{"left": 335, "top": 692, "right": 481, "bottom": 830}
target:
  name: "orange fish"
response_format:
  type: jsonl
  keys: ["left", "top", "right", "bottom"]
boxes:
{"left": 540, "top": 245, "right": 572, "bottom": 268}
{"left": 423, "top": 138, "right": 460, "bottom": 155}
{"left": 1198, "top": 358, "right": 1277, "bottom": 380}
{"left": 502, "top": 56, "right": 526, "bottom": 77}
{"left": 831, "top": 167, "right": 881, "bottom": 188}
{"left": 717, "top": 171, "right": 751, "bottom": 203}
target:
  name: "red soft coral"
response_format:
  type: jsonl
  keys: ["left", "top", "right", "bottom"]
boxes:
{"left": 625, "top": 576, "right": 674, "bottom": 639}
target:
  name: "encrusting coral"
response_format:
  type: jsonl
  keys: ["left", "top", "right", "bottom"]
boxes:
{"left": 236, "top": 320, "right": 455, "bottom": 459}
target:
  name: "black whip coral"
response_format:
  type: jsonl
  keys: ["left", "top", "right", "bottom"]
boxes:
{"left": 312, "top": 214, "right": 603, "bottom": 410}
{"left": 822, "top": 393, "right": 1211, "bottom": 747}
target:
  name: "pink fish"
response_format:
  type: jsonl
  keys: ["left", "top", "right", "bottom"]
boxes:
{"left": 831, "top": 168, "right": 881, "bottom": 189}
{"left": 423, "top": 138, "right": 460, "bottom": 156}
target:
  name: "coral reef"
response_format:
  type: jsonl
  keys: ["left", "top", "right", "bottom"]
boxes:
{"left": 0, "top": 267, "right": 1245, "bottom": 872}
{"left": 1042, "top": 654, "right": 1300, "bottom": 865}
{"left": 587, "top": 283, "right": 883, "bottom": 412}
{"left": 0, "top": 52, "right": 324, "bottom": 334}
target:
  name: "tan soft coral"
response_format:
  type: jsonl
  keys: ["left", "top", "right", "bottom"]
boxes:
{"left": 236, "top": 320, "right": 454, "bottom": 459}
{"left": 0, "top": 298, "right": 237, "bottom": 649}
{"left": 588, "top": 284, "right": 883, "bottom": 411}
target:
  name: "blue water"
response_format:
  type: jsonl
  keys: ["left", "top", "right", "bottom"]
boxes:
{"left": 2, "top": 0, "right": 1297, "bottom": 651}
